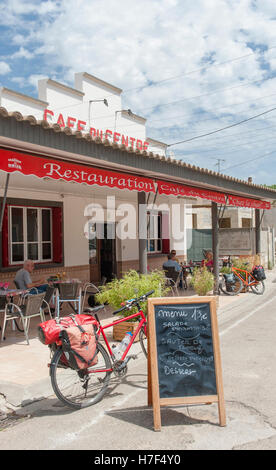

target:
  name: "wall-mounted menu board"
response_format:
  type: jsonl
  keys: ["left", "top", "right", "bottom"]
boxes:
{"left": 147, "top": 296, "right": 226, "bottom": 431}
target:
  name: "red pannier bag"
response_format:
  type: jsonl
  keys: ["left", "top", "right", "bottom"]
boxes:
{"left": 59, "top": 323, "right": 98, "bottom": 370}
{"left": 38, "top": 314, "right": 98, "bottom": 346}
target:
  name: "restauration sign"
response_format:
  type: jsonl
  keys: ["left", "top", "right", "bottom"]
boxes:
{"left": 0, "top": 148, "right": 272, "bottom": 209}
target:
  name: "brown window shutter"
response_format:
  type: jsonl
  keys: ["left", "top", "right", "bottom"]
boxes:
{"left": 161, "top": 212, "right": 170, "bottom": 254}
{"left": 52, "top": 206, "right": 63, "bottom": 264}
{"left": 1, "top": 205, "right": 9, "bottom": 267}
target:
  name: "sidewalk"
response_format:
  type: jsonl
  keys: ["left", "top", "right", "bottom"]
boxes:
{"left": 1, "top": 269, "right": 275, "bottom": 416}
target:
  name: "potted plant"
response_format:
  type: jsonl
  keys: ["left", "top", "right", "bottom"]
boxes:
{"left": 95, "top": 269, "right": 169, "bottom": 341}
{"left": 190, "top": 266, "right": 214, "bottom": 296}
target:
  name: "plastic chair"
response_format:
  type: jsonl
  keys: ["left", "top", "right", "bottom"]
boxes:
{"left": 1, "top": 292, "right": 46, "bottom": 344}
{"left": 163, "top": 267, "right": 181, "bottom": 296}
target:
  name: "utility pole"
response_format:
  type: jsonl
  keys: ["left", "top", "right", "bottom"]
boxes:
{"left": 214, "top": 158, "right": 226, "bottom": 173}
{"left": 208, "top": 157, "right": 226, "bottom": 173}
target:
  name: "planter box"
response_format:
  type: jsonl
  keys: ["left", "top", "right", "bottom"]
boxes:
{"left": 113, "top": 320, "right": 140, "bottom": 342}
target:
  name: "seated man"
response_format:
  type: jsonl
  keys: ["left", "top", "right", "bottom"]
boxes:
{"left": 170, "top": 250, "right": 180, "bottom": 263}
{"left": 163, "top": 254, "right": 183, "bottom": 287}
{"left": 14, "top": 260, "right": 48, "bottom": 293}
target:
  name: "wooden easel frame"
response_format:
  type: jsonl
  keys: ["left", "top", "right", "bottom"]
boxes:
{"left": 147, "top": 296, "right": 226, "bottom": 431}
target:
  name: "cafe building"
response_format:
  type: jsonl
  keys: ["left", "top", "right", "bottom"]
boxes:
{"left": 0, "top": 71, "right": 275, "bottom": 290}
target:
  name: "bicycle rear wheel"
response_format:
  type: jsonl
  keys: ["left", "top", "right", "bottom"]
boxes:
{"left": 139, "top": 325, "right": 147, "bottom": 358}
{"left": 250, "top": 280, "right": 265, "bottom": 295}
{"left": 50, "top": 342, "right": 112, "bottom": 409}
{"left": 219, "top": 274, "right": 243, "bottom": 296}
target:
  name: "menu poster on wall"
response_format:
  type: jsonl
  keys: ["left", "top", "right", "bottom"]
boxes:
{"left": 147, "top": 296, "right": 226, "bottom": 431}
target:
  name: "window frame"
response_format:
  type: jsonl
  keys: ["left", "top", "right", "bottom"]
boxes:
{"left": 147, "top": 211, "right": 162, "bottom": 254}
{"left": 8, "top": 205, "right": 53, "bottom": 265}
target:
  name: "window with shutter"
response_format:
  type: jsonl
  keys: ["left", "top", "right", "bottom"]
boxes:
{"left": 1, "top": 200, "right": 63, "bottom": 268}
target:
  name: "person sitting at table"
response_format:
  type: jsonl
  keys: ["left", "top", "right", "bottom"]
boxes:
{"left": 170, "top": 249, "right": 180, "bottom": 263}
{"left": 201, "top": 250, "right": 214, "bottom": 271}
{"left": 14, "top": 260, "right": 48, "bottom": 293}
{"left": 163, "top": 254, "right": 183, "bottom": 288}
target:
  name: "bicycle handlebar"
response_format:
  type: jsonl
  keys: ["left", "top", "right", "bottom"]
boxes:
{"left": 112, "top": 290, "right": 155, "bottom": 315}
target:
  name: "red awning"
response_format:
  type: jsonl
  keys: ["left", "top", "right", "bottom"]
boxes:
{"left": 157, "top": 180, "right": 271, "bottom": 210}
{"left": 0, "top": 148, "right": 271, "bottom": 209}
{"left": 0, "top": 149, "right": 155, "bottom": 193}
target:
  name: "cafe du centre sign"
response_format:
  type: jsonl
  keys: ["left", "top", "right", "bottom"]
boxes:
{"left": 43, "top": 109, "right": 150, "bottom": 151}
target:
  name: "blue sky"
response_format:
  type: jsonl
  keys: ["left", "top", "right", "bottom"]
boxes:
{"left": 1, "top": 0, "right": 276, "bottom": 185}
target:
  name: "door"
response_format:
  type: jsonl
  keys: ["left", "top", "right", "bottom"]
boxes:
{"left": 89, "top": 222, "right": 116, "bottom": 283}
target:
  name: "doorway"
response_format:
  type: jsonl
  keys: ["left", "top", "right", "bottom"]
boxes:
{"left": 89, "top": 222, "right": 116, "bottom": 283}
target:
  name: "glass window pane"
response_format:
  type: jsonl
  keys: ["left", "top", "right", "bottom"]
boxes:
{"left": 11, "top": 207, "right": 23, "bottom": 243}
{"left": 28, "top": 243, "right": 38, "bottom": 260}
{"left": 42, "top": 242, "right": 52, "bottom": 260}
{"left": 12, "top": 244, "right": 24, "bottom": 263}
{"left": 149, "top": 240, "right": 155, "bottom": 252}
{"left": 157, "top": 239, "right": 162, "bottom": 252}
{"left": 27, "top": 209, "right": 38, "bottom": 242}
{"left": 42, "top": 209, "right": 51, "bottom": 241}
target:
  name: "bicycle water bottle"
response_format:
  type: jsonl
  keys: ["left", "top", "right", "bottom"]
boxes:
{"left": 112, "top": 332, "right": 133, "bottom": 360}
{"left": 119, "top": 332, "right": 133, "bottom": 353}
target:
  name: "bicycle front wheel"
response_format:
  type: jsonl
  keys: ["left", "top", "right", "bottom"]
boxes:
{"left": 219, "top": 274, "right": 243, "bottom": 296}
{"left": 50, "top": 343, "right": 112, "bottom": 409}
{"left": 250, "top": 280, "right": 265, "bottom": 295}
{"left": 139, "top": 325, "right": 147, "bottom": 358}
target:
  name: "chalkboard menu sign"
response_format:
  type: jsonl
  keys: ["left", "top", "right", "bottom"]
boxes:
{"left": 147, "top": 296, "right": 226, "bottom": 431}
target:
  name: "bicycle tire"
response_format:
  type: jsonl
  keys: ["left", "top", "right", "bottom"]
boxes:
{"left": 139, "top": 325, "right": 147, "bottom": 358}
{"left": 219, "top": 274, "right": 243, "bottom": 296}
{"left": 250, "top": 280, "right": 265, "bottom": 295}
{"left": 50, "top": 342, "right": 112, "bottom": 409}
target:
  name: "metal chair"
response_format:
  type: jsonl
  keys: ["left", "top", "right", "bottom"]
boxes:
{"left": 42, "top": 285, "right": 55, "bottom": 319}
{"left": 163, "top": 267, "right": 181, "bottom": 296}
{"left": 1, "top": 292, "right": 46, "bottom": 344}
{"left": 55, "top": 282, "right": 81, "bottom": 318}
{"left": 0, "top": 295, "right": 8, "bottom": 339}
{"left": 81, "top": 282, "right": 106, "bottom": 313}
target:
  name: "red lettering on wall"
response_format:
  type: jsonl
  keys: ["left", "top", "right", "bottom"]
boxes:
{"left": 113, "top": 132, "right": 121, "bottom": 143}
{"left": 43, "top": 109, "right": 54, "bottom": 121}
{"left": 57, "top": 113, "right": 65, "bottom": 127}
{"left": 129, "top": 137, "right": 136, "bottom": 147}
{"left": 77, "top": 120, "right": 86, "bottom": 131}
{"left": 67, "top": 116, "right": 76, "bottom": 128}
{"left": 122, "top": 135, "right": 128, "bottom": 147}
{"left": 136, "top": 139, "right": 143, "bottom": 150}
{"left": 105, "top": 129, "right": 113, "bottom": 140}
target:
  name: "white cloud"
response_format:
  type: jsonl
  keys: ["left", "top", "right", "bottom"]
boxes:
{"left": 11, "top": 46, "right": 34, "bottom": 59}
{"left": 0, "top": 61, "right": 11, "bottom": 75}
{"left": 2, "top": 0, "right": 276, "bottom": 183}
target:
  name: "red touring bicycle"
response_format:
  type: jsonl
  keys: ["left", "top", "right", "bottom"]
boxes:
{"left": 49, "top": 290, "right": 154, "bottom": 409}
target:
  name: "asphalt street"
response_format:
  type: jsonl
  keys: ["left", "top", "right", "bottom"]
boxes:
{"left": 1, "top": 280, "right": 276, "bottom": 450}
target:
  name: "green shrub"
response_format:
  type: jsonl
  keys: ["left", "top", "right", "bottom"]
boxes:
{"left": 190, "top": 266, "right": 214, "bottom": 296}
{"left": 95, "top": 269, "right": 169, "bottom": 321}
{"left": 220, "top": 266, "right": 232, "bottom": 274}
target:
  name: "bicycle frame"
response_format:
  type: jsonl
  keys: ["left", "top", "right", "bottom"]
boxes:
{"left": 232, "top": 267, "right": 259, "bottom": 287}
{"left": 89, "top": 309, "right": 147, "bottom": 374}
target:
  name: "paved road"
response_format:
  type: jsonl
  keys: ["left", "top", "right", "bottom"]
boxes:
{"left": 1, "top": 281, "right": 276, "bottom": 450}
